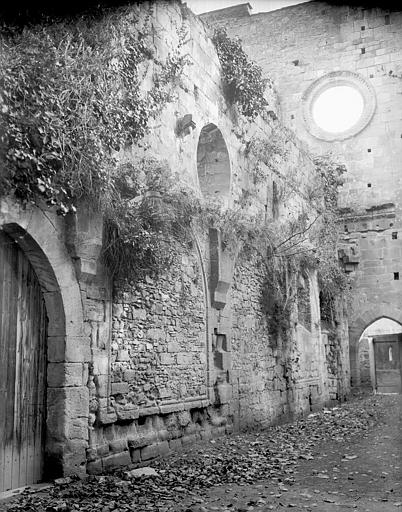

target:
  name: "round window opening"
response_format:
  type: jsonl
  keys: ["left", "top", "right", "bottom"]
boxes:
{"left": 312, "top": 85, "right": 364, "bottom": 134}
{"left": 302, "top": 71, "right": 376, "bottom": 142}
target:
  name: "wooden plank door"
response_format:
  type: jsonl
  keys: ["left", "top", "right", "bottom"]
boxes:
{"left": 373, "top": 334, "right": 402, "bottom": 394}
{"left": 0, "top": 231, "right": 47, "bottom": 492}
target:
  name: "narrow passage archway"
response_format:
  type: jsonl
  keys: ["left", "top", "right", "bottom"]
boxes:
{"left": 358, "top": 317, "right": 402, "bottom": 393}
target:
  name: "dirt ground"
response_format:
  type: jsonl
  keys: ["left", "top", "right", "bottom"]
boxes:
{"left": 1, "top": 392, "right": 401, "bottom": 512}
{"left": 181, "top": 394, "right": 402, "bottom": 512}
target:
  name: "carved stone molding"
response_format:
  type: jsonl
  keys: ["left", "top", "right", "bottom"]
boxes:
{"left": 302, "top": 71, "right": 376, "bottom": 142}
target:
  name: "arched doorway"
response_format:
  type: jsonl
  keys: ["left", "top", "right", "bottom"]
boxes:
{"left": 197, "top": 123, "right": 231, "bottom": 201}
{"left": 358, "top": 318, "right": 402, "bottom": 394}
{"left": 0, "top": 230, "right": 47, "bottom": 491}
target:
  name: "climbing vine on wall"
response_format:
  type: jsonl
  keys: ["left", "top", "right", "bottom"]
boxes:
{"left": 102, "top": 158, "right": 200, "bottom": 279}
{"left": 0, "top": 6, "right": 187, "bottom": 214}
{"left": 212, "top": 27, "right": 270, "bottom": 119}
{"left": 226, "top": 130, "right": 349, "bottom": 335}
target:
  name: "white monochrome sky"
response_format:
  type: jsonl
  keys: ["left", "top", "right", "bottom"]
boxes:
{"left": 185, "top": 0, "right": 312, "bottom": 15}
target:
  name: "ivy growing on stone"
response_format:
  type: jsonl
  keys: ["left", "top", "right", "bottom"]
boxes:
{"left": 0, "top": 7, "right": 187, "bottom": 214}
{"left": 212, "top": 27, "right": 270, "bottom": 119}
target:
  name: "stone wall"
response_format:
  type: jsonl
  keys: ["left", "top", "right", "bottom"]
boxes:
{"left": 201, "top": 2, "right": 402, "bottom": 387}
{"left": 0, "top": 0, "right": 353, "bottom": 481}
{"left": 111, "top": 250, "right": 207, "bottom": 406}
{"left": 84, "top": 1, "right": 344, "bottom": 472}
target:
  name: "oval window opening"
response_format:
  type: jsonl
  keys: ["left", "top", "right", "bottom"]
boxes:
{"left": 312, "top": 85, "right": 364, "bottom": 134}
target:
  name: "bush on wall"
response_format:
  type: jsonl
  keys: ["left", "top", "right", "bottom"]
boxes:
{"left": 0, "top": 6, "right": 187, "bottom": 215}
{"left": 212, "top": 27, "right": 270, "bottom": 119}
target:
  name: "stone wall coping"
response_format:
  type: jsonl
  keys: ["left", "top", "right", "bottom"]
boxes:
{"left": 138, "top": 396, "right": 210, "bottom": 417}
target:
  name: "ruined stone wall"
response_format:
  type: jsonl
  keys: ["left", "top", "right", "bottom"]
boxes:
{"left": 0, "top": 1, "right": 353, "bottom": 481}
{"left": 84, "top": 1, "right": 341, "bottom": 473}
{"left": 201, "top": 2, "right": 402, "bottom": 386}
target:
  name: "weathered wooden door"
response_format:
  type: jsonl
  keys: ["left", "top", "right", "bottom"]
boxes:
{"left": 373, "top": 334, "right": 402, "bottom": 394}
{"left": 0, "top": 231, "right": 47, "bottom": 492}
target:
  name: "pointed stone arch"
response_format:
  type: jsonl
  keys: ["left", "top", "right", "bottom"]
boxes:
{"left": 349, "top": 304, "right": 402, "bottom": 386}
{"left": 196, "top": 123, "right": 231, "bottom": 201}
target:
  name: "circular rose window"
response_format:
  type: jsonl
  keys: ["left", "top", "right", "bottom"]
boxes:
{"left": 302, "top": 71, "right": 376, "bottom": 141}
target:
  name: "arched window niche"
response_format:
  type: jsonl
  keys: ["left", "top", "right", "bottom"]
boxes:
{"left": 196, "top": 123, "right": 231, "bottom": 203}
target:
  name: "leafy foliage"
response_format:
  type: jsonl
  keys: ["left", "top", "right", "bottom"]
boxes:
{"left": 102, "top": 158, "right": 200, "bottom": 279}
{"left": 0, "top": 7, "right": 187, "bottom": 214}
{"left": 231, "top": 131, "right": 349, "bottom": 334}
{"left": 212, "top": 27, "right": 269, "bottom": 119}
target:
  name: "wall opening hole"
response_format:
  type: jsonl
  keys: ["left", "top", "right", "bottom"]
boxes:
{"left": 197, "top": 123, "right": 231, "bottom": 200}
{"left": 385, "top": 14, "right": 390, "bottom": 25}
{"left": 367, "top": 148, "right": 372, "bottom": 152}
{"left": 367, "top": 183, "right": 371, "bottom": 187}
{"left": 361, "top": 26, "right": 365, "bottom": 30}
{"left": 312, "top": 85, "right": 364, "bottom": 134}
{"left": 291, "top": 114, "right": 295, "bottom": 119}
{"left": 394, "top": 272, "right": 399, "bottom": 280}
{"left": 392, "top": 232, "right": 398, "bottom": 239}
{"left": 138, "top": 416, "right": 147, "bottom": 426}
{"left": 361, "top": 48, "right": 365, "bottom": 54}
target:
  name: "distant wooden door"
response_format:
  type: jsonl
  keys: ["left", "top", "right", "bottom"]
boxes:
{"left": 0, "top": 231, "right": 47, "bottom": 492}
{"left": 373, "top": 334, "right": 402, "bottom": 394}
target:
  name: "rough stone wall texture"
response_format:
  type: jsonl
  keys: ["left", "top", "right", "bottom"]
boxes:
{"left": 0, "top": 0, "right": 353, "bottom": 480}
{"left": 86, "top": 1, "right": 342, "bottom": 472}
{"left": 111, "top": 250, "right": 207, "bottom": 407}
{"left": 201, "top": 3, "right": 402, "bottom": 386}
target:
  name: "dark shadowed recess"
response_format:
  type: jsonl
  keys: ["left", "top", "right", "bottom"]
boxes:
{"left": 0, "top": 0, "right": 145, "bottom": 25}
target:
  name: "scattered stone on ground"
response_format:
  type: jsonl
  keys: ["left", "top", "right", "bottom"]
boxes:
{"left": 1, "top": 393, "right": 401, "bottom": 512}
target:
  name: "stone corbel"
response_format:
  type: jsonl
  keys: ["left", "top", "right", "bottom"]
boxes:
{"left": 65, "top": 205, "right": 104, "bottom": 283}
{"left": 338, "top": 242, "right": 360, "bottom": 272}
{"left": 176, "top": 114, "right": 196, "bottom": 137}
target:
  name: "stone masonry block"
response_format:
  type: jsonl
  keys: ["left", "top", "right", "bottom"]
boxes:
{"left": 128, "top": 433, "right": 158, "bottom": 449}
{"left": 47, "top": 387, "right": 89, "bottom": 443}
{"left": 47, "top": 362, "right": 88, "bottom": 388}
{"left": 169, "top": 438, "right": 182, "bottom": 451}
{"left": 115, "top": 404, "right": 140, "bottom": 421}
{"left": 96, "top": 444, "right": 110, "bottom": 458}
{"left": 85, "top": 299, "right": 105, "bottom": 322}
{"left": 177, "top": 353, "right": 193, "bottom": 366}
{"left": 123, "top": 370, "right": 137, "bottom": 383}
{"left": 160, "top": 353, "right": 175, "bottom": 365}
{"left": 131, "top": 448, "right": 141, "bottom": 463}
{"left": 182, "top": 434, "right": 197, "bottom": 446}
{"left": 111, "top": 382, "right": 129, "bottom": 395}
{"left": 109, "top": 439, "right": 128, "bottom": 453}
{"left": 102, "top": 452, "right": 131, "bottom": 471}
{"left": 167, "top": 341, "right": 180, "bottom": 352}
{"left": 48, "top": 336, "right": 91, "bottom": 363}
{"left": 141, "top": 441, "right": 170, "bottom": 460}
{"left": 87, "top": 460, "right": 103, "bottom": 475}
{"left": 132, "top": 308, "right": 147, "bottom": 320}
{"left": 98, "top": 407, "right": 117, "bottom": 426}
{"left": 214, "top": 351, "right": 232, "bottom": 371}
